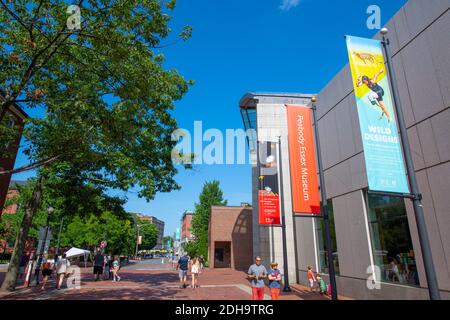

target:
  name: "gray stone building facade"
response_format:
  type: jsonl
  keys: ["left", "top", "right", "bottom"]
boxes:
{"left": 240, "top": 0, "right": 450, "bottom": 299}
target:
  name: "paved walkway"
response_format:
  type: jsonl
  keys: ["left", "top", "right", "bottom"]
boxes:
{"left": 0, "top": 266, "right": 345, "bottom": 300}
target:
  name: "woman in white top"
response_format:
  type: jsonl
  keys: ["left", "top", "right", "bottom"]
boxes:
{"left": 190, "top": 257, "right": 200, "bottom": 289}
{"left": 56, "top": 253, "right": 70, "bottom": 290}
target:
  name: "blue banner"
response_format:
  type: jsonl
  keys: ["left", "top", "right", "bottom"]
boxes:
{"left": 346, "top": 36, "right": 410, "bottom": 194}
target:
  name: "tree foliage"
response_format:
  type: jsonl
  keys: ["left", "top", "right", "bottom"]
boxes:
{"left": 1, "top": 0, "right": 193, "bottom": 197}
{"left": 139, "top": 220, "right": 158, "bottom": 251}
{"left": 0, "top": 0, "right": 192, "bottom": 291}
{"left": 0, "top": 177, "right": 136, "bottom": 255}
{"left": 190, "top": 181, "right": 227, "bottom": 260}
{"left": 60, "top": 211, "right": 134, "bottom": 255}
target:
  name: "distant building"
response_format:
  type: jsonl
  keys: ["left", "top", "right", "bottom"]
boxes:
{"left": 1, "top": 180, "right": 29, "bottom": 252}
{"left": 208, "top": 205, "right": 253, "bottom": 271}
{"left": 2, "top": 180, "right": 27, "bottom": 215}
{"left": 180, "top": 211, "right": 194, "bottom": 251}
{"left": 136, "top": 214, "right": 165, "bottom": 250}
{"left": 0, "top": 100, "right": 28, "bottom": 212}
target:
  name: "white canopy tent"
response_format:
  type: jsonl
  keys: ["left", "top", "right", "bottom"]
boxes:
{"left": 65, "top": 247, "right": 92, "bottom": 268}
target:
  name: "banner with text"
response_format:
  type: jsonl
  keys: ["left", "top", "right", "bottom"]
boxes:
{"left": 346, "top": 35, "right": 409, "bottom": 193}
{"left": 286, "top": 105, "right": 321, "bottom": 214}
{"left": 258, "top": 141, "right": 281, "bottom": 225}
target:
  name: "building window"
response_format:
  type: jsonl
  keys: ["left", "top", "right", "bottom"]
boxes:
{"left": 366, "top": 194, "right": 419, "bottom": 286}
{"left": 316, "top": 199, "right": 340, "bottom": 275}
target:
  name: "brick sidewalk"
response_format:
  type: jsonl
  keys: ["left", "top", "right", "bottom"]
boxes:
{"left": 0, "top": 268, "right": 341, "bottom": 300}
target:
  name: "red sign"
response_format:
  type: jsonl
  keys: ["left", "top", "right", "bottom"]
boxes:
{"left": 286, "top": 105, "right": 321, "bottom": 214}
{"left": 258, "top": 191, "right": 281, "bottom": 225}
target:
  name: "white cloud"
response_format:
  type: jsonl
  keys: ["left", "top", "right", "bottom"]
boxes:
{"left": 279, "top": 0, "right": 301, "bottom": 11}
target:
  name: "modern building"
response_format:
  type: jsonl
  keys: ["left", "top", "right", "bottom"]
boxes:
{"left": 180, "top": 211, "right": 195, "bottom": 251}
{"left": 0, "top": 100, "right": 28, "bottom": 212}
{"left": 240, "top": 0, "right": 450, "bottom": 300}
{"left": 136, "top": 214, "right": 165, "bottom": 250}
{"left": 208, "top": 206, "right": 253, "bottom": 271}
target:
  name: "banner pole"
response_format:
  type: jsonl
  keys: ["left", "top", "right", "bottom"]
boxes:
{"left": 311, "top": 98, "right": 338, "bottom": 300}
{"left": 381, "top": 28, "right": 440, "bottom": 300}
{"left": 277, "top": 136, "right": 292, "bottom": 292}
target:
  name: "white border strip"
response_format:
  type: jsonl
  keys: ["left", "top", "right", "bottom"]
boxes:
{"left": 361, "top": 190, "right": 378, "bottom": 284}
{"left": 312, "top": 218, "right": 319, "bottom": 273}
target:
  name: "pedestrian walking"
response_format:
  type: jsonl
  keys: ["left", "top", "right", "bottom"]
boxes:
{"left": 108, "top": 255, "right": 114, "bottom": 280}
{"left": 55, "top": 253, "right": 70, "bottom": 290}
{"left": 316, "top": 273, "right": 328, "bottom": 295}
{"left": 112, "top": 255, "right": 121, "bottom": 282}
{"left": 18, "top": 253, "right": 29, "bottom": 280}
{"left": 173, "top": 254, "right": 179, "bottom": 270}
{"left": 103, "top": 255, "right": 110, "bottom": 280}
{"left": 40, "top": 260, "right": 52, "bottom": 290}
{"left": 268, "top": 262, "right": 282, "bottom": 300}
{"left": 307, "top": 265, "right": 316, "bottom": 292}
{"left": 93, "top": 249, "right": 104, "bottom": 281}
{"left": 190, "top": 256, "right": 200, "bottom": 289}
{"left": 247, "top": 256, "right": 268, "bottom": 300}
{"left": 177, "top": 253, "right": 189, "bottom": 288}
{"left": 199, "top": 255, "right": 205, "bottom": 272}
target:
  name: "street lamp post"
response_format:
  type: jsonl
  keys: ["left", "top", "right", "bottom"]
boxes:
{"left": 31, "top": 206, "right": 54, "bottom": 286}
{"left": 311, "top": 97, "right": 338, "bottom": 300}
{"left": 135, "top": 224, "right": 141, "bottom": 259}
{"left": 380, "top": 28, "right": 440, "bottom": 300}
{"left": 54, "top": 216, "right": 64, "bottom": 260}
{"left": 277, "top": 136, "right": 292, "bottom": 292}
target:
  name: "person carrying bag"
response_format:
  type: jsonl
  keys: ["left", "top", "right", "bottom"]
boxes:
{"left": 56, "top": 253, "right": 70, "bottom": 290}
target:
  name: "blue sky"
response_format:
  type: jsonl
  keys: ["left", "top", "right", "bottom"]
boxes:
{"left": 12, "top": 0, "right": 407, "bottom": 237}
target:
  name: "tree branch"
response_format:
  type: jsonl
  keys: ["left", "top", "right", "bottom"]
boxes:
{"left": 0, "top": 0, "right": 32, "bottom": 33}
{"left": 0, "top": 155, "right": 62, "bottom": 176}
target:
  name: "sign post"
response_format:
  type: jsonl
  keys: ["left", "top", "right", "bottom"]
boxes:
{"left": 346, "top": 32, "right": 440, "bottom": 300}
{"left": 311, "top": 99, "right": 338, "bottom": 300}
{"left": 380, "top": 29, "right": 440, "bottom": 300}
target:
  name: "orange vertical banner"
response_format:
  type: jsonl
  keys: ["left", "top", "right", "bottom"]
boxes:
{"left": 286, "top": 105, "right": 321, "bottom": 214}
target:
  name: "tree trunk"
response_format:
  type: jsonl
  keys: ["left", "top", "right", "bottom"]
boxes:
{"left": 0, "top": 175, "right": 44, "bottom": 292}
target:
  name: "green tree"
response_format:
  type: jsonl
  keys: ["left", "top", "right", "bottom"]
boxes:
{"left": 184, "top": 241, "right": 200, "bottom": 258}
{"left": 163, "top": 235, "right": 173, "bottom": 249}
{"left": 0, "top": 179, "right": 48, "bottom": 246}
{"left": 191, "top": 181, "right": 227, "bottom": 260}
{"left": 139, "top": 221, "right": 158, "bottom": 251}
{"left": 0, "top": 1, "right": 192, "bottom": 291}
{"left": 60, "top": 211, "right": 134, "bottom": 255}
{"left": 0, "top": 177, "right": 135, "bottom": 255}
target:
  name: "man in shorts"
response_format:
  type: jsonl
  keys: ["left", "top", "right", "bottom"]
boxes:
{"left": 177, "top": 253, "right": 189, "bottom": 288}
{"left": 93, "top": 249, "right": 104, "bottom": 281}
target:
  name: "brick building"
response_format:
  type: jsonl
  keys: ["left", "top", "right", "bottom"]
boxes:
{"left": 136, "top": 214, "right": 165, "bottom": 250}
{"left": 208, "top": 206, "right": 253, "bottom": 271}
{"left": 180, "top": 211, "right": 194, "bottom": 251}
{"left": 2, "top": 180, "right": 27, "bottom": 215}
{"left": 0, "top": 101, "right": 28, "bottom": 212}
